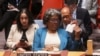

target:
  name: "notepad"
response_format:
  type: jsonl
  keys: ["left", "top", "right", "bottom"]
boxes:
{"left": 66, "top": 24, "right": 76, "bottom": 33}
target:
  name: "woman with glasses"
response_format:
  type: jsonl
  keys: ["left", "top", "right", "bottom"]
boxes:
{"left": 32, "top": 8, "right": 70, "bottom": 51}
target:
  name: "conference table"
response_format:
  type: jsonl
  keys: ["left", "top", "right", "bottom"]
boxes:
{"left": 0, "top": 50, "right": 86, "bottom": 56}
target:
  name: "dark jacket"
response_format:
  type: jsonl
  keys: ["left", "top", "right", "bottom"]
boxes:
{"left": 76, "top": 7, "right": 92, "bottom": 48}
{"left": 60, "top": 7, "right": 92, "bottom": 51}
{"left": 2, "top": 0, "right": 30, "bottom": 12}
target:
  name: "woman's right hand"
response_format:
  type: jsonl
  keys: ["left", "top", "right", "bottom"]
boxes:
{"left": 15, "top": 41, "right": 29, "bottom": 48}
{"left": 43, "top": 45, "right": 53, "bottom": 51}
{"left": 16, "top": 48, "right": 26, "bottom": 52}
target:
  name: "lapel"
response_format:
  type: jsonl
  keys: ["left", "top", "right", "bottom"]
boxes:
{"left": 76, "top": 7, "right": 79, "bottom": 19}
{"left": 76, "top": 8, "right": 83, "bottom": 26}
{"left": 41, "top": 28, "right": 47, "bottom": 47}
{"left": 57, "top": 29, "right": 63, "bottom": 49}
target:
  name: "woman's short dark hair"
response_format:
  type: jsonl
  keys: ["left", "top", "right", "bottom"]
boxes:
{"left": 66, "top": 0, "right": 78, "bottom": 6}
{"left": 16, "top": 8, "right": 34, "bottom": 31}
{"left": 43, "top": 8, "right": 61, "bottom": 25}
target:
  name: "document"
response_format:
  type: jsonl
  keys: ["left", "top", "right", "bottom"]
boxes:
{"left": 66, "top": 24, "right": 76, "bottom": 33}
{"left": 34, "top": 51, "right": 61, "bottom": 54}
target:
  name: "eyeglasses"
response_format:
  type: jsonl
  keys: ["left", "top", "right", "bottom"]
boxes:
{"left": 62, "top": 15, "right": 70, "bottom": 19}
{"left": 49, "top": 19, "right": 60, "bottom": 23}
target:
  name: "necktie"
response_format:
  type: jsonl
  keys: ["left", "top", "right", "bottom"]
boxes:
{"left": 16, "top": 0, "right": 19, "bottom": 6}
{"left": 21, "top": 29, "right": 28, "bottom": 41}
{"left": 78, "top": 0, "right": 82, "bottom": 7}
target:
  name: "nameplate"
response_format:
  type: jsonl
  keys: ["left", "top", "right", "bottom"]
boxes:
{"left": 17, "top": 52, "right": 48, "bottom": 56}
{"left": 17, "top": 51, "right": 61, "bottom": 56}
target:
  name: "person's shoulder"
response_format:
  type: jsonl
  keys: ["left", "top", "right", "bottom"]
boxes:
{"left": 37, "top": 27, "right": 46, "bottom": 31}
{"left": 29, "top": 24, "right": 39, "bottom": 29}
{"left": 58, "top": 28, "right": 67, "bottom": 33}
{"left": 11, "top": 24, "right": 17, "bottom": 28}
{"left": 57, "top": 28, "right": 69, "bottom": 37}
{"left": 35, "top": 27, "right": 47, "bottom": 34}
{"left": 32, "top": 24, "right": 39, "bottom": 28}
{"left": 10, "top": 24, "right": 17, "bottom": 31}
{"left": 58, "top": 28, "right": 65, "bottom": 31}
{"left": 77, "top": 7, "right": 88, "bottom": 12}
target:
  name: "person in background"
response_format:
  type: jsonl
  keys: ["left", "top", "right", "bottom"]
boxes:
{"left": 61, "top": 7, "right": 85, "bottom": 51}
{"left": 6, "top": 9, "right": 39, "bottom": 51}
{"left": 78, "top": 0, "right": 97, "bottom": 29}
{"left": 31, "top": 0, "right": 42, "bottom": 19}
{"left": 0, "top": 0, "right": 5, "bottom": 18}
{"left": 0, "top": 0, "right": 30, "bottom": 41}
{"left": 32, "top": 8, "right": 69, "bottom": 51}
{"left": 65, "top": 0, "right": 92, "bottom": 50}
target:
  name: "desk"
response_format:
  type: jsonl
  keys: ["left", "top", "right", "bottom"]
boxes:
{"left": 68, "top": 51, "right": 85, "bottom": 56}
{"left": 2, "top": 50, "right": 85, "bottom": 56}
{"left": 0, "top": 51, "right": 4, "bottom": 56}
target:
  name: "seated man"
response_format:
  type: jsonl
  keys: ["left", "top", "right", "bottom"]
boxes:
{"left": 61, "top": 0, "right": 92, "bottom": 51}
{"left": 61, "top": 6, "right": 85, "bottom": 51}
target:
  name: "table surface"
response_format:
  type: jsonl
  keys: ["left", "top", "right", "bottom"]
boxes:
{"left": 0, "top": 50, "right": 86, "bottom": 56}
{"left": 68, "top": 51, "right": 85, "bottom": 56}
{"left": 0, "top": 51, "right": 4, "bottom": 56}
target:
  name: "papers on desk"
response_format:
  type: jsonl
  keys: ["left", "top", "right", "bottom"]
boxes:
{"left": 94, "top": 49, "right": 100, "bottom": 52}
{"left": 17, "top": 51, "right": 61, "bottom": 56}
{"left": 66, "top": 24, "right": 76, "bottom": 33}
{"left": 34, "top": 51, "right": 61, "bottom": 54}
{"left": 93, "top": 49, "right": 100, "bottom": 55}
{"left": 22, "top": 51, "right": 61, "bottom": 54}
{"left": 93, "top": 52, "right": 100, "bottom": 56}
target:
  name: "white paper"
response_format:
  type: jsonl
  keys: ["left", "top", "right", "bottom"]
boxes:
{"left": 34, "top": 51, "right": 61, "bottom": 54}
{"left": 92, "top": 49, "right": 100, "bottom": 55}
{"left": 66, "top": 24, "right": 76, "bottom": 33}
{"left": 93, "top": 52, "right": 100, "bottom": 55}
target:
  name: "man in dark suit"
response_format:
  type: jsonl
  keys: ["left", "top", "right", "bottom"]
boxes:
{"left": 61, "top": 7, "right": 86, "bottom": 51}
{"left": 31, "top": 0, "right": 42, "bottom": 19}
{"left": 0, "top": 0, "right": 30, "bottom": 40}
{"left": 78, "top": 0, "right": 97, "bottom": 28}
{"left": 62, "top": 0, "right": 92, "bottom": 50}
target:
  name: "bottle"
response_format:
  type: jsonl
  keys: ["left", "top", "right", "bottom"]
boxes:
{"left": 86, "top": 40, "right": 93, "bottom": 55}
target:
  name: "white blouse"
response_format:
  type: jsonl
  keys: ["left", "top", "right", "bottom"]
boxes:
{"left": 45, "top": 31, "right": 61, "bottom": 51}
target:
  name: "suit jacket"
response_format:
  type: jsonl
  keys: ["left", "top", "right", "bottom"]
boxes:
{"left": 60, "top": 24, "right": 86, "bottom": 51}
{"left": 0, "top": 0, "right": 4, "bottom": 7}
{"left": 2, "top": 0, "right": 30, "bottom": 11}
{"left": 60, "top": 7, "right": 92, "bottom": 51}
{"left": 76, "top": 7, "right": 92, "bottom": 37}
{"left": 76, "top": 7, "right": 92, "bottom": 49}
{"left": 32, "top": 28, "right": 69, "bottom": 51}
{"left": 6, "top": 24, "right": 39, "bottom": 48}
{"left": 60, "top": 7, "right": 92, "bottom": 38}
{"left": 81, "top": 0, "right": 97, "bottom": 17}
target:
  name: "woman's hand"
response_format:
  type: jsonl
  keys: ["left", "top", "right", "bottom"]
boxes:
{"left": 16, "top": 48, "right": 26, "bottom": 52}
{"left": 15, "top": 41, "right": 30, "bottom": 48}
{"left": 43, "top": 45, "right": 53, "bottom": 51}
